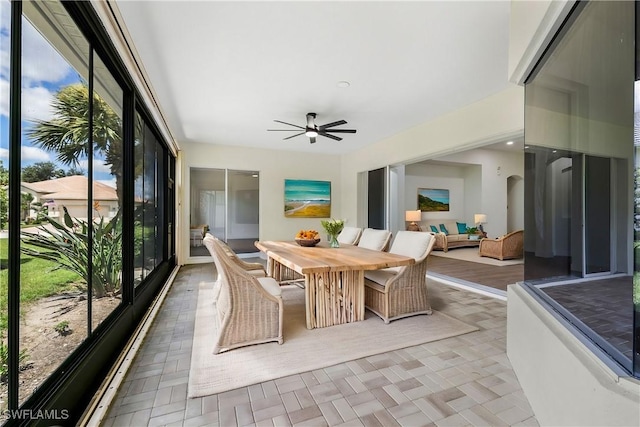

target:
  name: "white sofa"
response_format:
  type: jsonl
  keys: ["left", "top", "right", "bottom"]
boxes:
{"left": 422, "top": 220, "right": 478, "bottom": 252}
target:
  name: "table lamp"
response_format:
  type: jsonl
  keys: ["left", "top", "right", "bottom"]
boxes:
{"left": 474, "top": 213, "right": 487, "bottom": 233}
{"left": 405, "top": 210, "right": 422, "bottom": 231}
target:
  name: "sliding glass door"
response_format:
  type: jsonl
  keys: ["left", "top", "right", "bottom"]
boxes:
{"left": 190, "top": 168, "right": 259, "bottom": 257}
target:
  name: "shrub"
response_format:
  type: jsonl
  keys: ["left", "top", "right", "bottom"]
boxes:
{"left": 20, "top": 207, "right": 122, "bottom": 298}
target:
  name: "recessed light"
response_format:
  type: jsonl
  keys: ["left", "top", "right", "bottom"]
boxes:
{"left": 251, "top": 173, "right": 258, "bottom": 178}
{"left": 337, "top": 81, "right": 350, "bottom": 88}
{"left": 506, "top": 141, "right": 514, "bottom": 145}
{"left": 552, "top": 150, "right": 557, "bottom": 153}
{"left": 525, "top": 146, "right": 529, "bottom": 149}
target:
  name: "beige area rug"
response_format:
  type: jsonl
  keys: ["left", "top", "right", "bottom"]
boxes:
{"left": 431, "top": 247, "right": 523, "bottom": 266}
{"left": 188, "top": 282, "right": 478, "bottom": 398}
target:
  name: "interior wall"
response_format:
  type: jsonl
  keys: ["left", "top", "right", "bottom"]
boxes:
{"left": 420, "top": 148, "right": 524, "bottom": 238}
{"left": 340, "top": 85, "right": 525, "bottom": 229}
{"left": 180, "top": 141, "right": 341, "bottom": 264}
{"left": 404, "top": 163, "right": 468, "bottom": 224}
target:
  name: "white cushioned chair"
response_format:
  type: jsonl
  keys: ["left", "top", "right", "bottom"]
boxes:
{"left": 364, "top": 231, "right": 435, "bottom": 323}
{"left": 337, "top": 226, "right": 363, "bottom": 245}
{"left": 203, "top": 235, "right": 283, "bottom": 354}
{"left": 357, "top": 228, "right": 392, "bottom": 251}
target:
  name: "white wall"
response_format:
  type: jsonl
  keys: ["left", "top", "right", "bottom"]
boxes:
{"left": 180, "top": 141, "right": 341, "bottom": 264}
{"left": 508, "top": 285, "right": 640, "bottom": 426}
{"left": 340, "top": 85, "right": 525, "bottom": 228}
{"left": 404, "top": 163, "right": 468, "bottom": 225}
{"left": 405, "top": 149, "right": 524, "bottom": 237}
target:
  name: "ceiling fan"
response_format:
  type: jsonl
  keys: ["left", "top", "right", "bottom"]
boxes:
{"left": 268, "top": 112, "right": 356, "bottom": 144}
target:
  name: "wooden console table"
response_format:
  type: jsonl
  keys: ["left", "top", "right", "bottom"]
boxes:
{"left": 255, "top": 241, "right": 414, "bottom": 329}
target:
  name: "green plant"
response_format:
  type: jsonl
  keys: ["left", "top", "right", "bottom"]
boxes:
{"left": 0, "top": 334, "right": 30, "bottom": 383}
{"left": 54, "top": 320, "right": 71, "bottom": 336}
{"left": 20, "top": 206, "right": 122, "bottom": 298}
{"left": 465, "top": 226, "right": 478, "bottom": 234}
{"left": 320, "top": 219, "right": 345, "bottom": 236}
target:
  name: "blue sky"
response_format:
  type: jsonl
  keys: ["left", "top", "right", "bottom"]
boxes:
{"left": 0, "top": 4, "right": 115, "bottom": 185}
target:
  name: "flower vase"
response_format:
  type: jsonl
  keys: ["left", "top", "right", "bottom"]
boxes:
{"left": 328, "top": 233, "right": 340, "bottom": 248}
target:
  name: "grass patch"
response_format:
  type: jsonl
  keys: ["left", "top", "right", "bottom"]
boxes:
{"left": 0, "top": 238, "right": 82, "bottom": 330}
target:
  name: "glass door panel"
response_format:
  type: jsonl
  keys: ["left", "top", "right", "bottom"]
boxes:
{"left": 190, "top": 168, "right": 225, "bottom": 257}
{"left": 227, "top": 170, "right": 259, "bottom": 254}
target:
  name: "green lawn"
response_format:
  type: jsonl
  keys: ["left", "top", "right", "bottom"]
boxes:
{"left": 0, "top": 238, "right": 82, "bottom": 329}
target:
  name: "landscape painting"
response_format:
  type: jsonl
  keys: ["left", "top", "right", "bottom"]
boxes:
{"left": 418, "top": 188, "right": 450, "bottom": 212}
{"left": 284, "top": 179, "right": 331, "bottom": 218}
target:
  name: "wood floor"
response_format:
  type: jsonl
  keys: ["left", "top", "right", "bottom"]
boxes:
{"left": 426, "top": 255, "right": 524, "bottom": 291}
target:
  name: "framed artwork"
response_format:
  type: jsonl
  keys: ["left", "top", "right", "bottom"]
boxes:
{"left": 418, "top": 188, "right": 450, "bottom": 212}
{"left": 284, "top": 179, "right": 331, "bottom": 218}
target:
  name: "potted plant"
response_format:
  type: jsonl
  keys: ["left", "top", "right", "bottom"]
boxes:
{"left": 465, "top": 226, "right": 480, "bottom": 240}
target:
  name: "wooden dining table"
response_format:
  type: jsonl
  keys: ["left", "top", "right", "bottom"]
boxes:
{"left": 254, "top": 241, "right": 415, "bottom": 329}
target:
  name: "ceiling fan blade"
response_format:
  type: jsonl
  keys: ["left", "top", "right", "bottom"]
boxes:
{"left": 319, "top": 132, "right": 342, "bottom": 141}
{"left": 283, "top": 132, "right": 305, "bottom": 140}
{"left": 309, "top": 136, "right": 316, "bottom": 144}
{"left": 273, "top": 120, "right": 305, "bottom": 129}
{"left": 267, "top": 129, "right": 303, "bottom": 131}
{"left": 324, "top": 129, "right": 356, "bottom": 133}
{"left": 319, "top": 120, "right": 347, "bottom": 130}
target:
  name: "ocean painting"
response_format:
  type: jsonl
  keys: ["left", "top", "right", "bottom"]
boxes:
{"left": 418, "top": 188, "right": 450, "bottom": 212}
{"left": 284, "top": 179, "right": 331, "bottom": 218}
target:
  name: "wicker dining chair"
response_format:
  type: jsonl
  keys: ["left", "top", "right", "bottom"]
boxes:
{"left": 204, "top": 233, "right": 266, "bottom": 277}
{"left": 357, "top": 228, "right": 392, "bottom": 251}
{"left": 364, "top": 231, "right": 435, "bottom": 323}
{"left": 337, "top": 226, "right": 363, "bottom": 245}
{"left": 203, "top": 235, "right": 283, "bottom": 354}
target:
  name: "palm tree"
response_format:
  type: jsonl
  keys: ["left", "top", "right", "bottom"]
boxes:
{"left": 26, "top": 83, "right": 124, "bottom": 201}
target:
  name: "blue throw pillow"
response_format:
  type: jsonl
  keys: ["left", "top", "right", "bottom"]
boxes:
{"left": 430, "top": 225, "right": 438, "bottom": 233}
{"left": 456, "top": 222, "right": 467, "bottom": 234}
{"left": 439, "top": 224, "right": 449, "bottom": 235}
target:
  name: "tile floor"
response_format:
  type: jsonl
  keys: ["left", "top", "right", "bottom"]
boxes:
{"left": 102, "top": 263, "right": 538, "bottom": 427}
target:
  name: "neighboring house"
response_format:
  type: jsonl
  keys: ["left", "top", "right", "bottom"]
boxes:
{"left": 21, "top": 175, "right": 119, "bottom": 222}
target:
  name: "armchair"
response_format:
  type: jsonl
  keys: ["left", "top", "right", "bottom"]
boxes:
{"left": 364, "top": 231, "right": 435, "bottom": 323}
{"left": 203, "top": 235, "right": 283, "bottom": 354}
{"left": 478, "top": 229, "right": 524, "bottom": 260}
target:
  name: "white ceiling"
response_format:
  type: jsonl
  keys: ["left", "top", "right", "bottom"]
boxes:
{"left": 114, "top": 1, "right": 511, "bottom": 155}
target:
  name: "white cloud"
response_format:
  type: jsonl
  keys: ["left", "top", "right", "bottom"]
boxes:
{"left": 79, "top": 159, "right": 112, "bottom": 175}
{"left": 0, "top": 147, "right": 8, "bottom": 162}
{"left": 22, "top": 146, "right": 50, "bottom": 162}
{"left": 21, "top": 20, "right": 73, "bottom": 85}
{"left": 0, "top": 78, "right": 7, "bottom": 117}
{"left": 22, "top": 85, "right": 54, "bottom": 121}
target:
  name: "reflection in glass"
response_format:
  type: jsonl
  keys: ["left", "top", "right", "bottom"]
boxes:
{"left": 91, "top": 53, "right": 123, "bottom": 330}
{"left": 524, "top": 0, "right": 635, "bottom": 373}
{"left": 0, "top": 0, "right": 10, "bottom": 413}
{"left": 190, "top": 168, "right": 225, "bottom": 257}
{"left": 18, "top": 2, "right": 90, "bottom": 405}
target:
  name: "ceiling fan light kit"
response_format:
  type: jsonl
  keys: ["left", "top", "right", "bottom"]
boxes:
{"left": 268, "top": 112, "right": 356, "bottom": 144}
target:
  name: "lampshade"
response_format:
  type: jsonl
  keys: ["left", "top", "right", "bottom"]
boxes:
{"left": 474, "top": 214, "right": 487, "bottom": 224}
{"left": 405, "top": 210, "right": 422, "bottom": 222}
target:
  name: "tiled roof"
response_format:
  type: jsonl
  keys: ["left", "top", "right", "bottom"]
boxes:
{"left": 21, "top": 175, "right": 118, "bottom": 201}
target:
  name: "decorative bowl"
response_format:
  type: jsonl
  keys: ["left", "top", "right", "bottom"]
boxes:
{"left": 295, "top": 238, "right": 320, "bottom": 247}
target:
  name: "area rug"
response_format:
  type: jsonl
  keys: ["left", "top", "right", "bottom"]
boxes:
{"left": 188, "top": 281, "right": 478, "bottom": 398}
{"left": 431, "top": 247, "right": 523, "bottom": 266}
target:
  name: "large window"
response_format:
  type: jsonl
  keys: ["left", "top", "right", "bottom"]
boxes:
{"left": 0, "top": 1, "right": 176, "bottom": 423}
{"left": 524, "top": 1, "right": 637, "bottom": 375}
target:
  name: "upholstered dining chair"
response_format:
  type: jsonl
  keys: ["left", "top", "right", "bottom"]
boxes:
{"left": 337, "top": 226, "right": 363, "bottom": 245}
{"left": 357, "top": 228, "right": 392, "bottom": 251}
{"left": 363, "top": 231, "right": 435, "bottom": 323}
{"left": 203, "top": 235, "right": 283, "bottom": 354}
